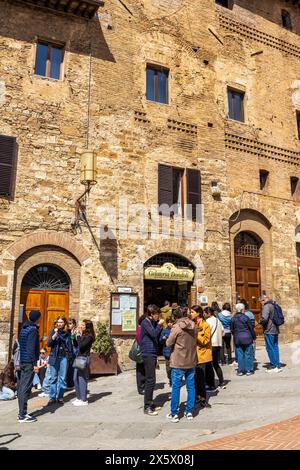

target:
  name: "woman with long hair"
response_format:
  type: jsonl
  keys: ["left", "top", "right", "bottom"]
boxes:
{"left": 0, "top": 360, "right": 16, "bottom": 400}
{"left": 190, "top": 305, "right": 213, "bottom": 408}
{"left": 72, "top": 319, "right": 95, "bottom": 406}
{"left": 47, "top": 316, "right": 73, "bottom": 405}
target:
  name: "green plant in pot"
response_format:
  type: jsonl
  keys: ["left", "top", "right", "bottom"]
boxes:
{"left": 92, "top": 321, "right": 116, "bottom": 358}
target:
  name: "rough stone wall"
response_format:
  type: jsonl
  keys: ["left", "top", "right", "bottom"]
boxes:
{"left": 0, "top": 0, "right": 299, "bottom": 366}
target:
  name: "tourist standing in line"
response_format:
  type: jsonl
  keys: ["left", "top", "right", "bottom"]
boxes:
{"left": 191, "top": 305, "right": 213, "bottom": 409}
{"left": 160, "top": 301, "right": 172, "bottom": 328}
{"left": 204, "top": 307, "right": 226, "bottom": 389}
{"left": 72, "top": 319, "right": 95, "bottom": 406}
{"left": 231, "top": 303, "right": 256, "bottom": 376}
{"left": 66, "top": 318, "right": 77, "bottom": 389}
{"left": 17, "top": 309, "right": 41, "bottom": 422}
{"left": 240, "top": 299, "right": 256, "bottom": 361}
{"left": 166, "top": 307, "right": 197, "bottom": 422}
{"left": 218, "top": 303, "right": 233, "bottom": 364}
{"left": 259, "top": 294, "right": 282, "bottom": 373}
{"left": 140, "top": 305, "right": 164, "bottom": 416}
{"left": 136, "top": 314, "right": 146, "bottom": 395}
{"left": 47, "top": 316, "right": 73, "bottom": 405}
{"left": 211, "top": 301, "right": 221, "bottom": 316}
{"left": 160, "top": 317, "right": 174, "bottom": 386}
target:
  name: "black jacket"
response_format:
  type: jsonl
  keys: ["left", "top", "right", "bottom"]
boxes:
{"left": 19, "top": 321, "right": 40, "bottom": 365}
{"left": 74, "top": 334, "right": 94, "bottom": 357}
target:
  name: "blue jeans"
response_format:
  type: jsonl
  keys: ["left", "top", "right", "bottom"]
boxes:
{"left": 171, "top": 368, "right": 195, "bottom": 416}
{"left": 265, "top": 334, "right": 281, "bottom": 369}
{"left": 42, "top": 365, "right": 51, "bottom": 394}
{"left": 49, "top": 356, "right": 68, "bottom": 400}
{"left": 236, "top": 344, "right": 254, "bottom": 373}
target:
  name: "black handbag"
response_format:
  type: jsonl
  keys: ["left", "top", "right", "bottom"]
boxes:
{"left": 73, "top": 355, "right": 88, "bottom": 370}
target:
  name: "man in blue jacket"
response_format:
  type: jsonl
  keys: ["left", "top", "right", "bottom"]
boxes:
{"left": 17, "top": 310, "right": 41, "bottom": 423}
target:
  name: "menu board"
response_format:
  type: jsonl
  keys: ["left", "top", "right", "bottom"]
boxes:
{"left": 110, "top": 292, "right": 139, "bottom": 336}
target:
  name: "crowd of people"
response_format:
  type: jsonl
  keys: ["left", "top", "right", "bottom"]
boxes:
{"left": 135, "top": 294, "right": 282, "bottom": 422}
{"left": 0, "top": 293, "right": 282, "bottom": 425}
{"left": 0, "top": 311, "right": 95, "bottom": 423}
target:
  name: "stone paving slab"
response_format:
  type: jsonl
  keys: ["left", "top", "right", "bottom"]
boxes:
{"left": 0, "top": 342, "right": 300, "bottom": 450}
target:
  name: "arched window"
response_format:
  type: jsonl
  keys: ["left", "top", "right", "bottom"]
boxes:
{"left": 21, "top": 264, "right": 70, "bottom": 290}
{"left": 282, "top": 10, "right": 292, "bottom": 31}
{"left": 234, "top": 232, "right": 261, "bottom": 258}
{"left": 144, "top": 252, "right": 195, "bottom": 269}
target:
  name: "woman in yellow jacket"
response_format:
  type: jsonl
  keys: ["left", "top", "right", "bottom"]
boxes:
{"left": 190, "top": 305, "right": 214, "bottom": 408}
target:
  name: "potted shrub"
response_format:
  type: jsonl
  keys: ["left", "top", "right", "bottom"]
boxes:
{"left": 89, "top": 321, "right": 118, "bottom": 375}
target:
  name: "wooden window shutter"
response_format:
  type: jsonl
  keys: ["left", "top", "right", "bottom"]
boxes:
{"left": 0, "top": 135, "right": 17, "bottom": 198}
{"left": 158, "top": 164, "right": 173, "bottom": 214}
{"left": 186, "top": 168, "right": 201, "bottom": 220}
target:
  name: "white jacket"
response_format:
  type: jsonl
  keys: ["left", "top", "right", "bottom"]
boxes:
{"left": 206, "top": 316, "right": 224, "bottom": 347}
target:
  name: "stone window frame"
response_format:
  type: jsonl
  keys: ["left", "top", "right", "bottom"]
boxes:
{"left": 32, "top": 37, "right": 66, "bottom": 82}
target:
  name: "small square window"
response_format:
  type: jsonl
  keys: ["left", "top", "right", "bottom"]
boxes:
{"left": 146, "top": 64, "right": 169, "bottom": 104}
{"left": 291, "top": 176, "right": 299, "bottom": 196}
{"left": 259, "top": 170, "right": 269, "bottom": 190}
{"left": 228, "top": 88, "right": 245, "bottom": 122}
{"left": 35, "top": 42, "right": 64, "bottom": 80}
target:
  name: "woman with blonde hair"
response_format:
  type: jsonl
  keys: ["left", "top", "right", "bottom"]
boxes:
{"left": 47, "top": 316, "right": 73, "bottom": 405}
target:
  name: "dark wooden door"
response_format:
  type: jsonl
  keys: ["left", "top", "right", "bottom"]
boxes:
{"left": 235, "top": 255, "right": 262, "bottom": 335}
{"left": 20, "top": 289, "right": 69, "bottom": 349}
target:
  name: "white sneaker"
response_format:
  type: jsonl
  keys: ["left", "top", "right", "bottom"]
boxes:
{"left": 38, "top": 392, "right": 48, "bottom": 397}
{"left": 72, "top": 398, "right": 81, "bottom": 404}
{"left": 73, "top": 400, "right": 88, "bottom": 406}
{"left": 166, "top": 413, "right": 179, "bottom": 423}
{"left": 266, "top": 368, "right": 276, "bottom": 373}
{"left": 184, "top": 412, "right": 193, "bottom": 420}
{"left": 273, "top": 367, "right": 283, "bottom": 373}
{"left": 37, "top": 383, "right": 42, "bottom": 390}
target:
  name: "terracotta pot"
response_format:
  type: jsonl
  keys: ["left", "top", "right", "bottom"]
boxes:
{"left": 89, "top": 351, "right": 118, "bottom": 375}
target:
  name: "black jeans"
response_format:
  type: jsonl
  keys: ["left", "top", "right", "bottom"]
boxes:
{"left": 18, "top": 363, "right": 35, "bottom": 419}
{"left": 205, "top": 361, "right": 216, "bottom": 388}
{"left": 195, "top": 363, "right": 206, "bottom": 400}
{"left": 136, "top": 362, "right": 146, "bottom": 393}
{"left": 221, "top": 333, "right": 232, "bottom": 364}
{"left": 212, "top": 346, "right": 224, "bottom": 385}
{"left": 143, "top": 356, "right": 157, "bottom": 409}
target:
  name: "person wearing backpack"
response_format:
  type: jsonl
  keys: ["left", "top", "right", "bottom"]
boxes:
{"left": 259, "top": 294, "right": 283, "bottom": 373}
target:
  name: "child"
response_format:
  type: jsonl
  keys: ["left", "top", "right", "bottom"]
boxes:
{"left": 34, "top": 349, "right": 49, "bottom": 389}
{"left": 160, "top": 317, "right": 174, "bottom": 386}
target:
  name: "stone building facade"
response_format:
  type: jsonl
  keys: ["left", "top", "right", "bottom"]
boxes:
{"left": 0, "top": 0, "right": 300, "bottom": 368}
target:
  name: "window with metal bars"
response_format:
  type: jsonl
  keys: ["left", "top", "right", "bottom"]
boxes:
{"left": 21, "top": 265, "right": 70, "bottom": 290}
{"left": 144, "top": 253, "right": 195, "bottom": 269}
{"left": 234, "top": 232, "right": 261, "bottom": 257}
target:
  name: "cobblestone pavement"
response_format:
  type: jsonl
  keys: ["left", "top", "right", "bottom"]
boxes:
{"left": 0, "top": 341, "right": 300, "bottom": 450}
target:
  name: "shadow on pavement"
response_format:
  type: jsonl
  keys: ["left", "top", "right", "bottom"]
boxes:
{"left": 0, "top": 433, "right": 21, "bottom": 446}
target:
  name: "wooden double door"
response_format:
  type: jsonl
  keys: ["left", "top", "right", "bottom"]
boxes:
{"left": 20, "top": 289, "right": 69, "bottom": 349}
{"left": 235, "top": 255, "right": 262, "bottom": 335}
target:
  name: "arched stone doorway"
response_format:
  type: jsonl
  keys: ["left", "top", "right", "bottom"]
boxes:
{"left": 20, "top": 264, "right": 70, "bottom": 349}
{"left": 229, "top": 209, "right": 273, "bottom": 334}
{"left": 143, "top": 252, "right": 196, "bottom": 309}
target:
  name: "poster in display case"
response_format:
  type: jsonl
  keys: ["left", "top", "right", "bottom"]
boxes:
{"left": 110, "top": 292, "right": 139, "bottom": 336}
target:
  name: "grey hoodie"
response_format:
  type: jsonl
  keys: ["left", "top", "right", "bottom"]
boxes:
{"left": 166, "top": 317, "right": 197, "bottom": 369}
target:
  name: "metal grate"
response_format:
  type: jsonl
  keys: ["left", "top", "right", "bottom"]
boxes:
{"left": 235, "top": 232, "right": 260, "bottom": 257}
{"left": 22, "top": 265, "right": 70, "bottom": 291}
{"left": 144, "top": 252, "right": 195, "bottom": 269}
